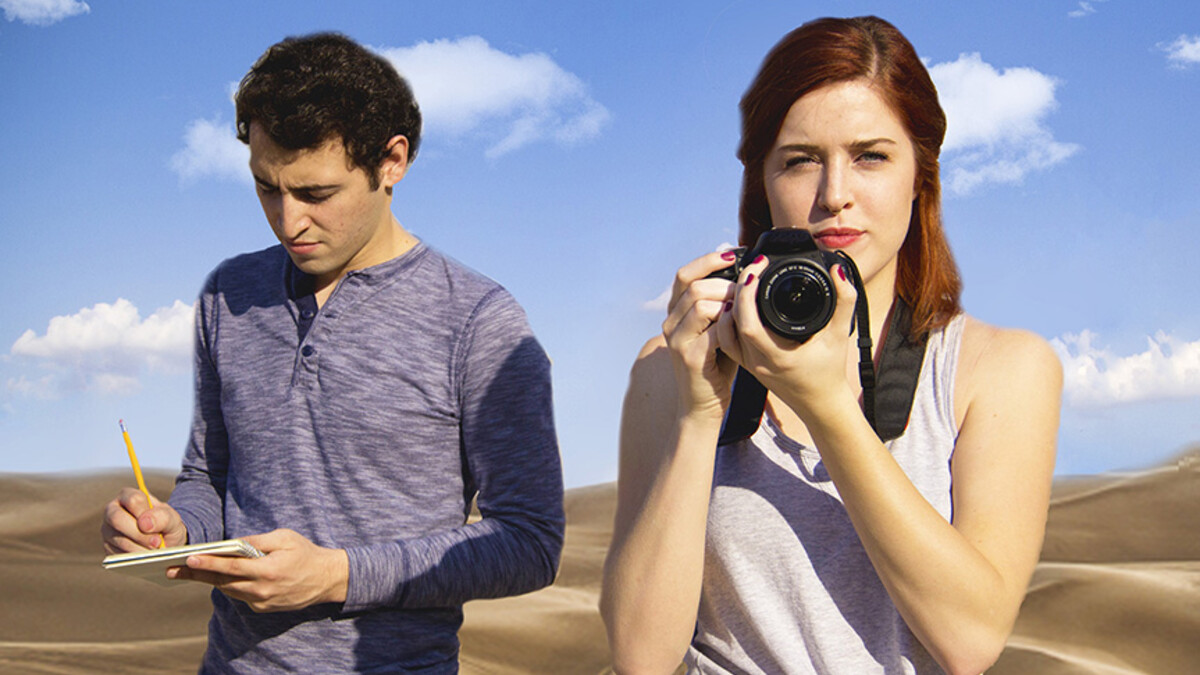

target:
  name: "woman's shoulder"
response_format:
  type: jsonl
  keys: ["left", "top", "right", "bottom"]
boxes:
{"left": 628, "top": 334, "right": 677, "bottom": 405}
{"left": 636, "top": 334, "right": 669, "bottom": 360}
{"left": 957, "top": 314, "right": 1060, "bottom": 371}
{"left": 953, "top": 314, "right": 1063, "bottom": 426}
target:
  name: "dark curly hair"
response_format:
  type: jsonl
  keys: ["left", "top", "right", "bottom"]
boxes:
{"left": 235, "top": 32, "right": 422, "bottom": 189}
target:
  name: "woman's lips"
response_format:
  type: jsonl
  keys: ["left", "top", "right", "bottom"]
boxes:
{"left": 812, "top": 229, "right": 862, "bottom": 249}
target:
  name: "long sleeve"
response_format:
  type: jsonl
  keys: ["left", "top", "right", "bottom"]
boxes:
{"left": 342, "top": 289, "right": 565, "bottom": 612}
{"left": 169, "top": 271, "right": 230, "bottom": 545}
{"left": 159, "top": 244, "right": 565, "bottom": 667}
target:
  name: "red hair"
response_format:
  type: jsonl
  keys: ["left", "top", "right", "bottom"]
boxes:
{"left": 737, "top": 16, "right": 961, "bottom": 337}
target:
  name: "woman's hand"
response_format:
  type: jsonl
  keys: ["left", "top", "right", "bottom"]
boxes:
{"left": 661, "top": 249, "right": 741, "bottom": 421}
{"left": 715, "top": 255, "right": 862, "bottom": 422}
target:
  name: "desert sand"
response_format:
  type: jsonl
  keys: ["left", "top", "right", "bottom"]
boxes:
{"left": 2, "top": 448, "right": 1197, "bottom": 674}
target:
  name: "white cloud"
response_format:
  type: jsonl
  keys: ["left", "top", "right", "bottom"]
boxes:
{"left": 643, "top": 286, "right": 671, "bottom": 312}
{"left": 929, "top": 53, "right": 1080, "bottom": 195}
{"left": 1053, "top": 330, "right": 1200, "bottom": 407}
{"left": 7, "top": 299, "right": 194, "bottom": 398}
{"left": 641, "top": 242, "right": 739, "bottom": 311}
{"left": 1068, "top": 1, "right": 1103, "bottom": 18}
{"left": 378, "top": 36, "right": 610, "bottom": 158}
{"left": 0, "top": 0, "right": 88, "bottom": 26}
{"left": 170, "top": 37, "right": 609, "bottom": 182}
{"left": 5, "top": 374, "right": 58, "bottom": 400}
{"left": 1161, "top": 35, "right": 1200, "bottom": 69}
{"left": 168, "top": 118, "right": 250, "bottom": 184}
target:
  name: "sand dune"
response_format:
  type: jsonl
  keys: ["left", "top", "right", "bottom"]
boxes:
{"left": 990, "top": 449, "right": 1200, "bottom": 675}
{"left": 2, "top": 448, "right": 1197, "bottom": 673}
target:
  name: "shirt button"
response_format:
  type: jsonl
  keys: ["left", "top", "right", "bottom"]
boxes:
{"left": 301, "top": 345, "right": 315, "bottom": 357}
{"left": 301, "top": 309, "right": 315, "bottom": 320}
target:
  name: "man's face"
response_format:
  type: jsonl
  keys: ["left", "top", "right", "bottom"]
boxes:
{"left": 248, "top": 122, "right": 405, "bottom": 292}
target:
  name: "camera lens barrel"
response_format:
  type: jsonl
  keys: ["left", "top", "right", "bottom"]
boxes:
{"left": 702, "top": 230, "right": 846, "bottom": 342}
{"left": 757, "top": 259, "right": 836, "bottom": 340}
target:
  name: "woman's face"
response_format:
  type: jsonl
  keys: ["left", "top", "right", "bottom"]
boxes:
{"left": 763, "top": 79, "right": 918, "bottom": 293}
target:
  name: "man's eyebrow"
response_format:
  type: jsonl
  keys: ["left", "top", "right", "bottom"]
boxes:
{"left": 251, "top": 174, "right": 340, "bottom": 192}
{"left": 290, "top": 183, "right": 341, "bottom": 193}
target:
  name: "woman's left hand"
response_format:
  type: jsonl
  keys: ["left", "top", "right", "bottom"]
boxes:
{"left": 714, "top": 255, "right": 861, "bottom": 421}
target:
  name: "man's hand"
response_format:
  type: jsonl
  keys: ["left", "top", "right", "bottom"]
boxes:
{"left": 102, "top": 487, "right": 188, "bottom": 554}
{"left": 171, "top": 528, "right": 349, "bottom": 613}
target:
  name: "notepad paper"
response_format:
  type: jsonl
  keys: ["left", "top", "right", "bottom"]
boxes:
{"left": 102, "top": 539, "right": 264, "bottom": 586}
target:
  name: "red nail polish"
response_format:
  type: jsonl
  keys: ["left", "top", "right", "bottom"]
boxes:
{"left": 837, "top": 266, "right": 847, "bottom": 281}
{"left": 723, "top": 301, "right": 732, "bottom": 313}
{"left": 744, "top": 273, "right": 755, "bottom": 286}
{"left": 753, "top": 254, "right": 765, "bottom": 264}
{"left": 721, "top": 250, "right": 737, "bottom": 261}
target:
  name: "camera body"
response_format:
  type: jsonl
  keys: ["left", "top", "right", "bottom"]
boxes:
{"left": 709, "top": 229, "right": 847, "bottom": 341}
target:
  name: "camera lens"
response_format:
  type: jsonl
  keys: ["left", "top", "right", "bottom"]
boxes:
{"left": 772, "top": 272, "right": 826, "bottom": 325}
{"left": 757, "top": 261, "right": 835, "bottom": 340}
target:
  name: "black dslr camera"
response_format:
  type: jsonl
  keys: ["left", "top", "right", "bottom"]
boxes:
{"left": 708, "top": 229, "right": 883, "bottom": 446}
{"left": 708, "top": 229, "right": 855, "bottom": 342}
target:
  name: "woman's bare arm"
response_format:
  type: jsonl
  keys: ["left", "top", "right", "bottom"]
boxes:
{"left": 601, "top": 250, "right": 741, "bottom": 674}
{"left": 601, "top": 338, "right": 722, "bottom": 674}
{"left": 798, "top": 321, "right": 1061, "bottom": 675}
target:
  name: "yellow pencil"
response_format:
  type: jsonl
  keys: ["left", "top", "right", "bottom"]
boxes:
{"left": 119, "top": 419, "right": 165, "bottom": 549}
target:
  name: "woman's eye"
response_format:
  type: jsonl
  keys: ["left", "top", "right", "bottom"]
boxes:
{"left": 785, "top": 155, "right": 817, "bottom": 168}
{"left": 858, "top": 151, "right": 889, "bottom": 163}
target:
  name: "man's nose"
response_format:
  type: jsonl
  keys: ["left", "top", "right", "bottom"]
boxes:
{"left": 276, "top": 195, "right": 308, "bottom": 238}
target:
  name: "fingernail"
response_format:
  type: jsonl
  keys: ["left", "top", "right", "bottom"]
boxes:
{"left": 720, "top": 250, "right": 737, "bottom": 261}
{"left": 723, "top": 301, "right": 732, "bottom": 313}
{"left": 744, "top": 273, "right": 755, "bottom": 286}
{"left": 752, "top": 255, "right": 765, "bottom": 264}
{"left": 837, "top": 266, "right": 847, "bottom": 281}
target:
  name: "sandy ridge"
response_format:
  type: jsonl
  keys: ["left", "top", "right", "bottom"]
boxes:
{"left": 2, "top": 446, "right": 1197, "bottom": 673}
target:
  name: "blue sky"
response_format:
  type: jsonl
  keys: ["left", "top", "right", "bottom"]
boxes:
{"left": 2, "top": 0, "right": 1199, "bottom": 487}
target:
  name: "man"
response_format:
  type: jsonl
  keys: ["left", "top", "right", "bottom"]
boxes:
{"left": 102, "top": 33, "right": 564, "bottom": 673}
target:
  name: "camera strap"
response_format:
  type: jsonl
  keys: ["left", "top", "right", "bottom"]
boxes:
{"left": 837, "top": 252, "right": 878, "bottom": 431}
{"left": 716, "top": 282, "right": 928, "bottom": 446}
{"left": 871, "top": 299, "right": 928, "bottom": 441}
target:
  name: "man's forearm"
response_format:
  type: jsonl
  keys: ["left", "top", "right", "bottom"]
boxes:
{"left": 342, "top": 511, "right": 563, "bottom": 613}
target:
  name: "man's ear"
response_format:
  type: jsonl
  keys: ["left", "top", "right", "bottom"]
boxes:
{"left": 379, "top": 134, "right": 410, "bottom": 191}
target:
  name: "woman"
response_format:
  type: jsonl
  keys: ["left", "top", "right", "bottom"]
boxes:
{"left": 600, "top": 16, "right": 1061, "bottom": 675}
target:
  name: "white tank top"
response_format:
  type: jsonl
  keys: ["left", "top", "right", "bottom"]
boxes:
{"left": 686, "top": 314, "right": 965, "bottom": 674}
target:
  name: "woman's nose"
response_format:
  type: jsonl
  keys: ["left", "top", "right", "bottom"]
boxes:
{"left": 818, "top": 163, "right": 852, "bottom": 215}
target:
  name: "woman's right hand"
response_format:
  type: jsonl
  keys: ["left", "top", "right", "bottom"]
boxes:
{"left": 661, "top": 249, "right": 741, "bottom": 421}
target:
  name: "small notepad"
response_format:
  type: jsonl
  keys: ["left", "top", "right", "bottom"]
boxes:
{"left": 102, "top": 539, "right": 264, "bottom": 586}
